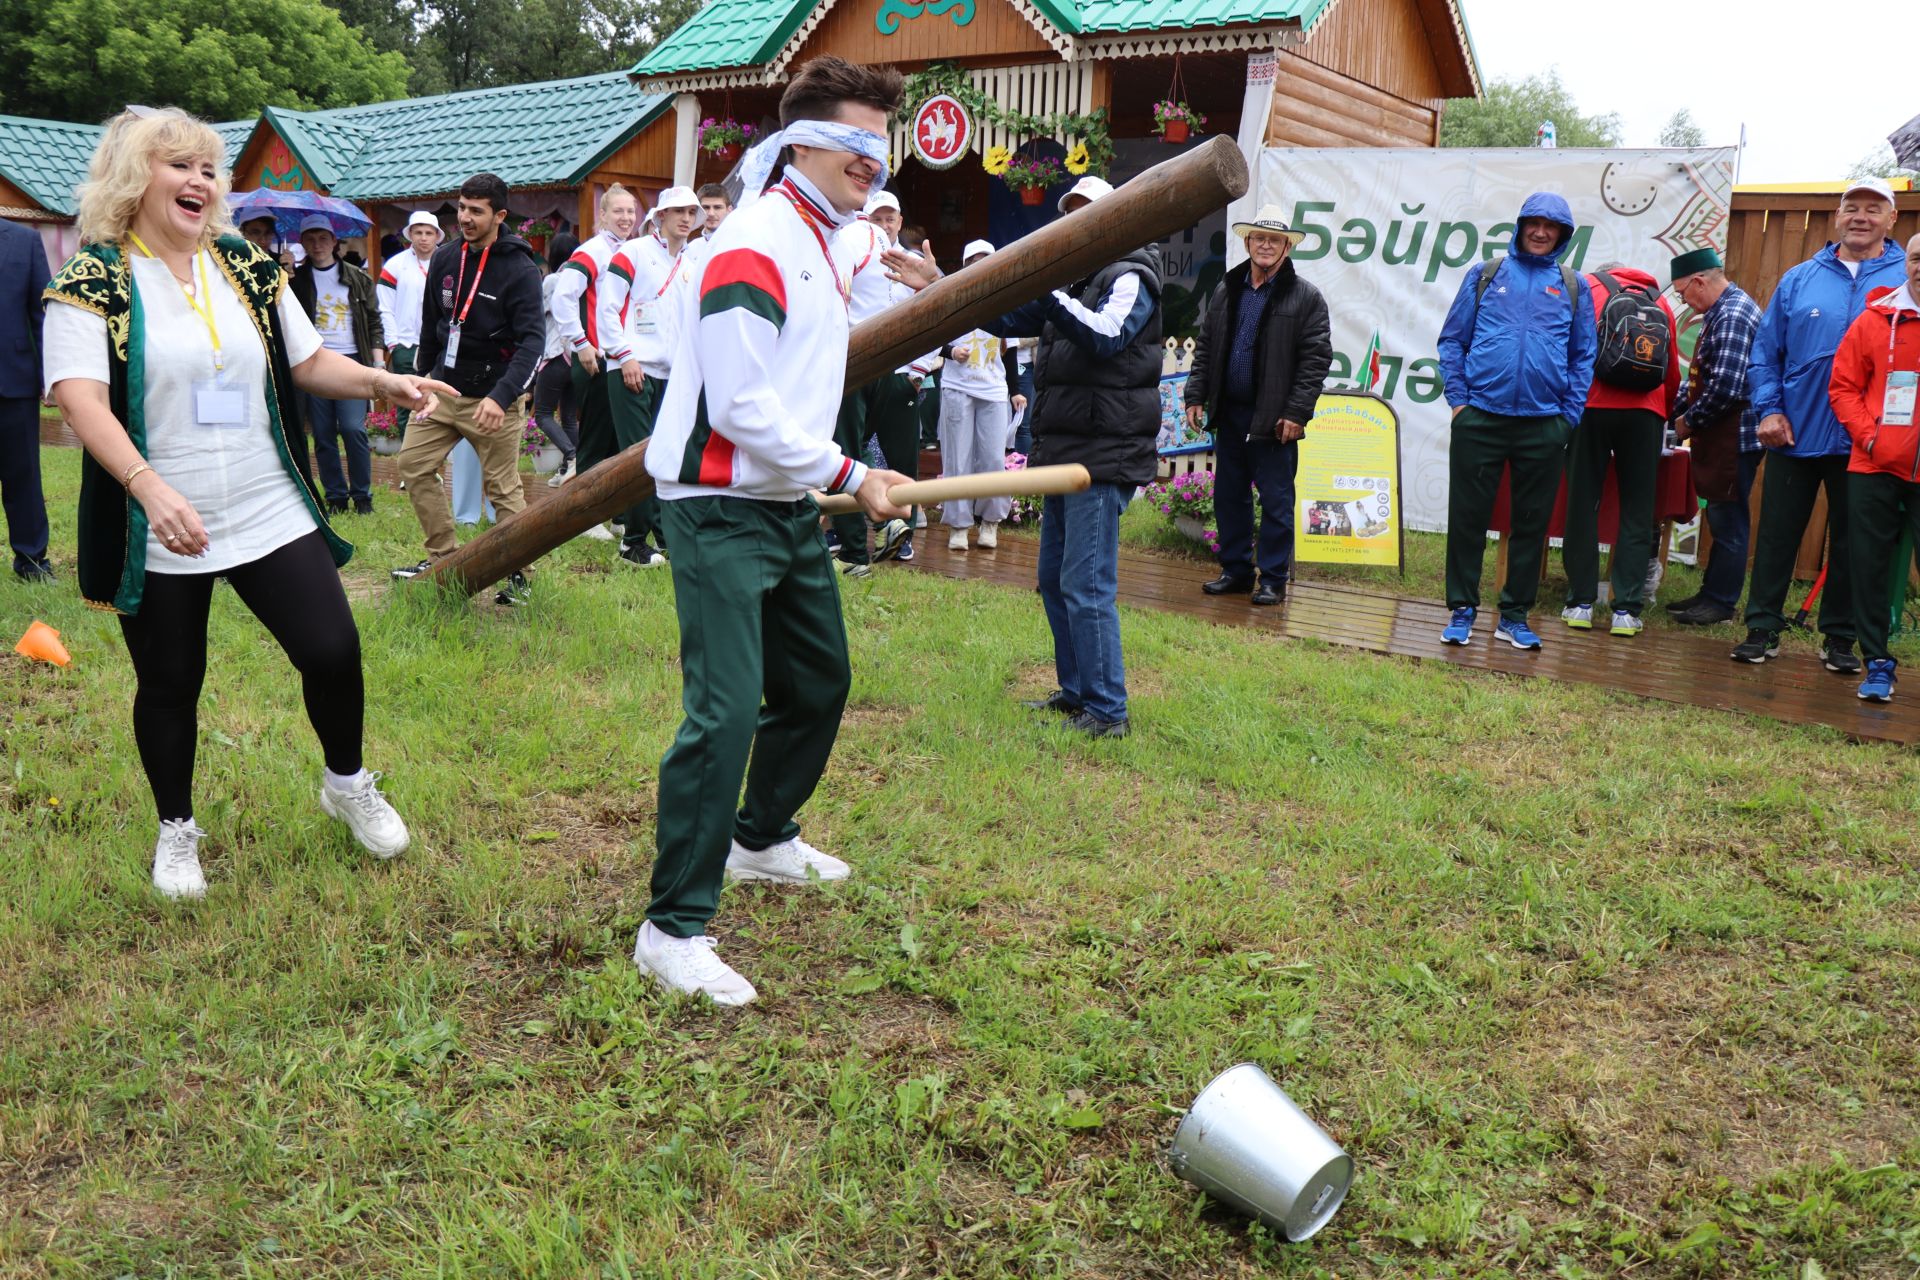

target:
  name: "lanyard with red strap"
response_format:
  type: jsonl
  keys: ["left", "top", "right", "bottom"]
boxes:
{"left": 774, "top": 180, "right": 849, "bottom": 308}
{"left": 451, "top": 240, "right": 492, "bottom": 325}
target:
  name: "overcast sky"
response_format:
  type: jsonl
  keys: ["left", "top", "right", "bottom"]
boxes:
{"left": 1455, "top": 0, "right": 1918, "bottom": 182}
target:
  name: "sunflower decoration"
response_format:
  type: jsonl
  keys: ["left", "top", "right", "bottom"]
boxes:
{"left": 983, "top": 145, "right": 1013, "bottom": 177}
{"left": 1064, "top": 142, "right": 1092, "bottom": 176}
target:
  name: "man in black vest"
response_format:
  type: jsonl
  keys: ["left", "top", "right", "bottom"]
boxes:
{"left": 1184, "top": 204, "right": 1332, "bottom": 605}
{"left": 994, "top": 176, "right": 1163, "bottom": 738}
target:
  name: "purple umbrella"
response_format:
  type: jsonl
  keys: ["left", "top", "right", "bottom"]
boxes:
{"left": 228, "top": 188, "right": 372, "bottom": 239}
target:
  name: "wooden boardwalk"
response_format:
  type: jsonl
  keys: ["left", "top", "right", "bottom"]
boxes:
{"left": 901, "top": 530, "right": 1920, "bottom": 747}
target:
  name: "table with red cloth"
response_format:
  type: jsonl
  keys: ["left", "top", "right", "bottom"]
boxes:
{"left": 1486, "top": 448, "right": 1696, "bottom": 582}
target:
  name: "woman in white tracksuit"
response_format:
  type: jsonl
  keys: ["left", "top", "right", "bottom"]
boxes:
{"left": 939, "top": 239, "right": 1022, "bottom": 550}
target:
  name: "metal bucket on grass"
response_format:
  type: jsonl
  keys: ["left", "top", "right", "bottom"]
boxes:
{"left": 1168, "top": 1063, "right": 1353, "bottom": 1242}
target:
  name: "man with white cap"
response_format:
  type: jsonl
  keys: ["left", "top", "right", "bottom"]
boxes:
{"left": 828, "top": 188, "right": 930, "bottom": 572}
{"left": 1732, "top": 177, "right": 1905, "bottom": 670}
{"left": 906, "top": 172, "right": 1161, "bottom": 738}
{"left": 1184, "top": 204, "right": 1331, "bottom": 605}
{"left": 291, "top": 213, "right": 385, "bottom": 515}
{"left": 597, "top": 185, "right": 706, "bottom": 567}
{"left": 377, "top": 210, "right": 443, "bottom": 440}
{"left": 937, "top": 238, "right": 1022, "bottom": 552}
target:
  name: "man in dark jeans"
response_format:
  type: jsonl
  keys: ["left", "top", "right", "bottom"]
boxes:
{"left": 292, "top": 215, "right": 385, "bottom": 514}
{"left": 1666, "top": 249, "right": 1765, "bottom": 625}
{"left": 1435, "top": 192, "right": 1597, "bottom": 650}
{"left": 1183, "top": 203, "right": 1332, "bottom": 606}
{"left": 0, "top": 215, "right": 51, "bottom": 582}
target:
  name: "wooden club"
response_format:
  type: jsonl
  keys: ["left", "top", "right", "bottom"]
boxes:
{"left": 419, "top": 135, "right": 1249, "bottom": 597}
{"left": 810, "top": 462, "right": 1090, "bottom": 516}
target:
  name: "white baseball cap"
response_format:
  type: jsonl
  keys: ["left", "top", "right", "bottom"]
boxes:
{"left": 654, "top": 185, "right": 699, "bottom": 211}
{"left": 405, "top": 210, "right": 442, "bottom": 238}
{"left": 297, "top": 213, "right": 335, "bottom": 237}
{"left": 963, "top": 239, "right": 996, "bottom": 260}
{"left": 863, "top": 191, "right": 901, "bottom": 215}
{"left": 1841, "top": 176, "right": 1897, "bottom": 205}
{"left": 1057, "top": 175, "right": 1115, "bottom": 213}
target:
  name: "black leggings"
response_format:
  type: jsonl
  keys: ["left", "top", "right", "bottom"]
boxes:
{"left": 116, "top": 530, "right": 363, "bottom": 822}
{"left": 532, "top": 356, "right": 579, "bottom": 457}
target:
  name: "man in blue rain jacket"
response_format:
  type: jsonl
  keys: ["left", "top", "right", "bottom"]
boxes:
{"left": 1732, "top": 179, "right": 1904, "bottom": 671}
{"left": 1435, "top": 191, "right": 1598, "bottom": 650}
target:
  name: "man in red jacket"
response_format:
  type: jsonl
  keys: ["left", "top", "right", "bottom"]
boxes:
{"left": 1828, "top": 232, "right": 1920, "bottom": 702}
{"left": 1561, "top": 263, "right": 1681, "bottom": 636}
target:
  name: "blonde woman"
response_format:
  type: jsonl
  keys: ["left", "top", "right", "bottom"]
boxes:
{"left": 43, "top": 109, "right": 457, "bottom": 899}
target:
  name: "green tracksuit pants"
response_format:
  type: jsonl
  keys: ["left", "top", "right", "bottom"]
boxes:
{"left": 608, "top": 372, "right": 666, "bottom": 552}
{"left": 649, "top": 495, "right": 851, "bottom": 939}
{"left": 571, "top": 362, "right": 616, "bottom": 479}
{"left": 831, "top": 372, "right": 920, "bottom": 563}
{"left": 1847, "top": 471, "right": 1920, "bottom": 663}
{"left": 1744, "top": 452, "right": 1854, "bottom": 641}
{"left": 1562, "top": 406, "right": 1664, "bottom": 615}
{"left": 1444, "top": 406, "right": 1571, "bottom": 622}
{"left": 389, "top": 344, "right": 417, "bottom": 436}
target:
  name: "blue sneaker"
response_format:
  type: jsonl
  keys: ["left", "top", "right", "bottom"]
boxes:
{"left": 1441, "top": 606, "right": 1475, "bottom": 645}
{"left": 1858, "top": 659, "right": 1896, "bottom": 703}
{"left": 1496, "top": 618, "right": 1544, "bottom": 650}
{"left": 895, "top": 539, "right": 914, "bottom": 562}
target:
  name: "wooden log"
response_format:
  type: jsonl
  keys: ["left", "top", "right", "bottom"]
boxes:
{"left": 421, "top": 136, "right": 1250, "bottom": 598}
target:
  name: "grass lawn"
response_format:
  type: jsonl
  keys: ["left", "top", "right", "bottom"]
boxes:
{"left": 3, "top": 444, "right": 1918, "bottom": 1278}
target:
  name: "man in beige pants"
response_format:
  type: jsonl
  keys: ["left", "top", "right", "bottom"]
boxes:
{"left": 388, "top": 173, "right": 547, "bottom": 604}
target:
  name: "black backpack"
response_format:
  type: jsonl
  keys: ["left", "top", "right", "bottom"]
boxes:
{"left": 1590, "top": 270, "right": 1670, "bottom": 391}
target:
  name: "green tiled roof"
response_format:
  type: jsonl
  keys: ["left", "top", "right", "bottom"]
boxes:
{"left": 304, "top": 72, "right": 672, "bottom": 200}
{"left": 632, "top": 0, "right": 1332, "bottom": 76}
{"left": 0, "top": 114, "right": 102, "bottom": 215}
{"left": 213, "top": 120, "right": 255, "bottom": 168}
{"left": 635, "top": 0, "right": 818, "bottom": 77}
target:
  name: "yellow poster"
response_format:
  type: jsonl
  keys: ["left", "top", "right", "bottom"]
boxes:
{"left": 1295, "top": 391, "right": 1402, "bottom": 569}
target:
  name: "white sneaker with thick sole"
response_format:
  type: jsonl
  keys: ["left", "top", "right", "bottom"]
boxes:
{"left": 152, "top": 818, "right": 209, "bottom": 899}
{"left": 318, "top": 771, "right": 410, "bottom": 859}
{"left": 632, "top": 921, "right": 757, "bottom": 1006}
{"left": 725, "top": 835, "right": 851, "bottom": 884}
{"left": 948, "top": 528, "right": 969, "bottom": 551}
{"left": 977, "top": 521, "right": 1000, "bottom": 548}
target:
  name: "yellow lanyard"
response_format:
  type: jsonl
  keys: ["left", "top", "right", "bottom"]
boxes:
{"left": 129, "top": 232, "right": 223, "bottom": 370}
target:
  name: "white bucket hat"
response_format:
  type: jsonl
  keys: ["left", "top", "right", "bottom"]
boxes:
{"left": 654, "top": 185, "right": 700, "bottom": 211}
{"left": 1057, "top": 175, "right": 1115, "bottom": 213}
{"left": 405, "top": 210, "right": 443, "bottom": 239}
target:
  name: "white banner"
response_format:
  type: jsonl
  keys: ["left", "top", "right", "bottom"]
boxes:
{"left": 1254, "top": 146, "right": 1735, "bottom": 530}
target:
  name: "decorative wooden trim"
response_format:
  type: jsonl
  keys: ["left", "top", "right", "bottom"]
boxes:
{"left": 765, "top": 0, "right": 1074, "bottom": 75}
{"left": 1075, "top": 25, "right": 1304, "bottom": 60}
{"left": 635, "top": 67, "right": 782, "bottom": 94}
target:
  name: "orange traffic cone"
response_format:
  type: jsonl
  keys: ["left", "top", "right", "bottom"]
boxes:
{"left": 14, "top": 620, "right": 71, "bottom": 667}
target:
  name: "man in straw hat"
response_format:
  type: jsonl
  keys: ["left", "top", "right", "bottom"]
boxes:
{"left": 1184, "top": 204, "right": 1331, "bottom": 606}
{"left": 1664, "top": 246, "right": 1763, "bottom": 627}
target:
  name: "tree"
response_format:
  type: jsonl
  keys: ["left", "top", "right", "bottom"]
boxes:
{"left": 1658, "top": 108, "right": 1705, "bottom": 148}
{"left": 0, "top": 0, "right": 409, "bottom": 123}
{"left": 1848, "top": 145, "right": 1917, "bottom": 181}
{"left": 1440, "top": 72, "right": 1623, "bottom": 149}
{"left": 410, "top": 0, "right": 703, "bottom": 94}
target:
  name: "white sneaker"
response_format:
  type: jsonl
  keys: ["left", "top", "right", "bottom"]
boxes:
{"left": 913, "top": 509, "right": 928, "bottom": 529}
{"left": 318, "top": 770, "right": 410, "bottom": 859}
{"left": 873, "top": 518, "right": 910, "bottom": 561}
{"left": 835, "top": 560, "right": 872, "bottom": 579}
{"left": 1610, "top": 610, "right": 1644, "bottom": 638}
{"left": 632, "top": 921, "right": 757, "bottom": 1006}
{"left": 948, "top": 527, "right": 969, "bottom": 551}
{"left": 725, "top": 835, "right": 851, "bottom": 884}
{"left": 1561, "top": 604, "right": 1593, "bottom": 630}
{"left": 152, "top": 818, "right": 208, "bottom": 899}
{"left": 977, "top": 521, "right": 999, "bottom": 549}
{"left": 547, "top": 459, "right": 575, "bottom": 488}
{"left": 578, "top": 522, "right": 616, "bottom": 542}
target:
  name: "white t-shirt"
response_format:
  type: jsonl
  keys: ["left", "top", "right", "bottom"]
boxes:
{"left": 1843, "top": 258, "right": 1862, "bottom": 278}
{"left": 310, "top": 263, "right": 357, "bottom": 353}
{"left": 44, "top": 252, "right": 325, "bottom": 575}
{"left": 940, "top": 328, "right": 1010, "bottom": 402}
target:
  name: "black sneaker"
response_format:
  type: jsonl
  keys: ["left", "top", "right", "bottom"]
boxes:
{"left": 1731, "top": 629, "right": 1780, "bottom": 664}
{"left": 327, "top": 500, "right": 349, "bottom": 516}
{"left": 618, "top": 545, "right": 667, "bottom": 569}
{"left": 1672, "top": 601, "right": 1735, "bottom": 626}
{"left": 390, "top": 559, "right": 433, "bottom": 581}
{"left": 1021, "top": 689, "right": 1081, "bottom": 715}
{"left": 353, "top": 499, "right": 374, "bottom": 516}
{"left": 1063, "top": 710, "right": 1129, "bottom": 739}
{"left": 1663, "top": 591, "right": 1704, "bottom": 615}
{"left": 1822, "top": 640, "right": 1863, "bottom": 675}
{"left": 494, "top": 571, "right": 532, "bottom": 607}
{"left": 13, "top": 558, "right": 55, "bottom": 584}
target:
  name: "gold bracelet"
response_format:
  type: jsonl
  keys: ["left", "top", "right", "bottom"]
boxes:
{"left": 122, "top": 461, "right": 152, "bottom": 489}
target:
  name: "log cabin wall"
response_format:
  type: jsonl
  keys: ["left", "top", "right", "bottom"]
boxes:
{"left": 1268, "top": 49, "right": 1436, "bottom": 148}
{"left": 785, "top": 0, "right": 1058, "bottom": 69}
{"left": 1267, "top": 0, "right": 1466, "bottom": 149}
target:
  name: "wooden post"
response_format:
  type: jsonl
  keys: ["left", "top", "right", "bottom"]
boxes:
{"left": 420, "top": 137, "right": 1251, "bottom": 598}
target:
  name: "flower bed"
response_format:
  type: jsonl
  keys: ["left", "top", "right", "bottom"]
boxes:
{"left": 1142, "top": 470, "right": 1261, "bottom": 554}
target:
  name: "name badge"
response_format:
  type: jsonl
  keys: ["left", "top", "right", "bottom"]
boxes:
{"left": 633, "top": 300, "right": 659, "bottom": 336}
{"left": 442, "top": 323, "right": 462, "bottom": 367}
{"left": 194, "top": 372, "right": 248, "bottom": 429}
{"left": 1886, "top": 370, "right": 1917, "bottom": 427}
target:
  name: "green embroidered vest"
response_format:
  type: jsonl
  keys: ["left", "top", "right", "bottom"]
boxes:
{"left": 43, "top": 235, "right": 351, "bottom": 614}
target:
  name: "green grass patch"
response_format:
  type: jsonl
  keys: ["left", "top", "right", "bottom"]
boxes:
{"left": 4, "top": 446, "right": 1918, "bottom": 1277}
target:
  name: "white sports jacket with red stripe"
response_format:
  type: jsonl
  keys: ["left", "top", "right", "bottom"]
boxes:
{"left": 549, "top": 229, "right": 623, "bottom": 355}
{"left": 646, "top": 170, "right": 868, "bottom": 503}
{"left": 599, "top": 233, "right": 705, "bottom": 379}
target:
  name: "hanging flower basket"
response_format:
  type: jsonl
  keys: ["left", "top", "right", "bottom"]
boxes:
{"left": 1019, "top": 186, "right": 1047, "bottom": 206}
{"left": 699, "top": 117, "right": 756, "bottom": 164}
{"left": 1153, "top": 99, "right": 1206, "bottom": 145}
{"left": 1001, "top": 153, "right": 1064, "bottom": 204}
